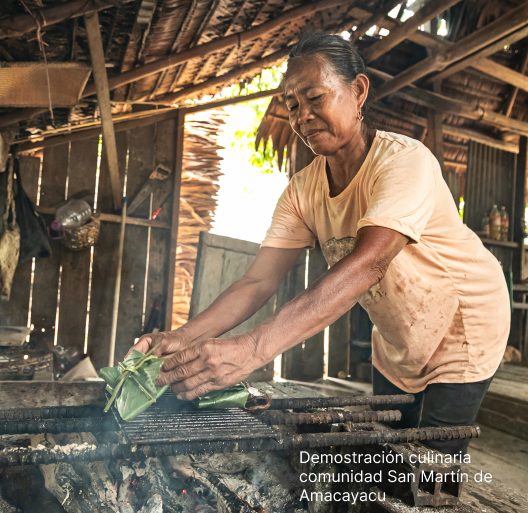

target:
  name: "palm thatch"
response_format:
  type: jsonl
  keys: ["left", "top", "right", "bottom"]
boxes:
{"left": 171, "top": 109, "right": 225, "bottom": 328}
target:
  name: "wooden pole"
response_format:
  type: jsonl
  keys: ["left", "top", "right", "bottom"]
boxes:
{"left": 505, "top": 47, "right": 528, "bottom": 118}
{"left": 156, "top": 47, "right": 289, "bottom": 105}
{"left": 376, "top": 3, "right": 528, "bottom": 99}
{"left": 16, "top": 88, "right": 281, "bottom": 152}
{"left": 371, "top": 103, "right": 518, "bottom": 153}
{"left": 471, "top": 58, "right": 528, "bottom": 94}
{"left": 352, "top": 0, "right": 402, "bottom": 42}
{"left": 165, "top": 109, "right": 186, "bottom": 331}
{"left": 0, "top": 0, "right": 131, "bottom": 39}
{"left": 362, "top": 0, "right": 463, "bottom": 63}
{"left": 84, "top": 11, "right": 123, "bottom": 211}
{"left": 109, "top": 198, "right": 127, "bottom": 367}
{"left": 429, "top": 25, "right": 528, "bottom": 83}
{"left": 368, "top": 67, "right": 528, "bottom": 137}
{"left": 513, "top": 136, "right": 527, "bottom": 284}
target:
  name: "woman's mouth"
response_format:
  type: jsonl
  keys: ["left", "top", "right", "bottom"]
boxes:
{"left": 305, "top": 130, "right": 323, "bottom": 141}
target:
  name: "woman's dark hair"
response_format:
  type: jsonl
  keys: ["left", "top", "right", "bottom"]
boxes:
{"left": 287, "top": 31, "right": 375, "bottom": 127}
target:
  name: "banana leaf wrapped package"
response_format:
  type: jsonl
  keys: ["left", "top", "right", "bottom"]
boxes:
{"left": 191, "top": 383, "right": 249, "bottom": 409}
{"left": 99, "top": 349, "right": 168, "bottom": 422}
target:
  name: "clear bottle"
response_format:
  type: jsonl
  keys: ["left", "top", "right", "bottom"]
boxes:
{"left": 500, "top": 206, "right": 509, "bottom": 241}
{"left": 481, "top": 212, "right": 490, "bottom": 237}
{"left": 489, "top": 205, "right": 501, "bottom": 240}
{"left": 51, "top": 199, "right": 92, "bottom": 230}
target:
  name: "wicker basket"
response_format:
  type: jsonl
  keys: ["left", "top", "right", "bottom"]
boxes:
{"left": 61, "top": 214, "right": 100, "bottom": 251}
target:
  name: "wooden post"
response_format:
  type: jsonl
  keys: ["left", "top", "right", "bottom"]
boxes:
{"left": 513, "top": 136, "right": 527, "bottom": 284}
{"left": 84, "top": 11, "right": 123, "bottom": 211}
{"left": 164, "top": 109, "right": 186, "bottom": 331}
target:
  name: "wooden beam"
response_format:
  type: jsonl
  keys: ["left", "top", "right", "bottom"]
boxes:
{"left": 505, "top": 46, "right": 528, "bottom": 117}
{"left": 0, "top": 0, "right": 131, "bottom": 40}
{"left": 16, "top": 88, "right": 281, "bottom": 152}
{"left": 471, "top": 58, "right": 528, "bottom": 94}
{"left": 165, "top": 109, "right": 186, "bottom": 331}
{"left": 84, "top": 11, "right": 122, "bottom": 210}
{"left": 362, "top": 0, "right": 463, "bottom": 64}
{"left": 369, "top": 67, "right": 528, "bottom": 137}
{"left": 429, "top": 25, "right": 528, "bottom": 83}
{"left": 376, "top": 3, "right": 528, "bottom": 99}
{"left": 372, "top": 102, "right": 518, "bottom": 153}
{"left": 156, "top": 47, "right": 289, "bottom": 105}
{"left": 36, "top": 206, "right": 171, "bottom": 229}
{"left": 0, "top": 0, "right": 349, "bottom": 128}
{"left": 85, "top": 0, "right": 351, "bottom": 97}
{"left": 352, "top": 0, "right": 402, "bottom": 42}
{"left": 513, "top": 136, "right": 527, "bottom": 284}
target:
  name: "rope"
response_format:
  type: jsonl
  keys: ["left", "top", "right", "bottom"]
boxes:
{"left": 20, "top": 0, "right": 55, "bottom": 127}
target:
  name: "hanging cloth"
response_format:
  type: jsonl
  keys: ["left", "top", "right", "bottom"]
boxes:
{"left": 0, "top": 158, "right": 20, "bottom": 301}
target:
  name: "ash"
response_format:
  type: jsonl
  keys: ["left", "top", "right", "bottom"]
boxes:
{"left": 191, "top": 451, "right": 306, "bottom": 513}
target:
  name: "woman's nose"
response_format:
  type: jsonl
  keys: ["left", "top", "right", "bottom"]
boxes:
{"left": 297, "top": 101, "right": 315, "bottom": 123}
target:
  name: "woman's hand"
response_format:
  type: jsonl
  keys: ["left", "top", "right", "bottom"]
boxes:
{"left": 126, "top": 328, "right": 192, "bottom": 359}
{"left": 154, "top": 334, "right": 264, "bottom": 400}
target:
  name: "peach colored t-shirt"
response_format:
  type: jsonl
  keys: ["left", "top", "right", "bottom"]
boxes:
{"left": 262, "top": 130, "right": 510, "bottom": 393}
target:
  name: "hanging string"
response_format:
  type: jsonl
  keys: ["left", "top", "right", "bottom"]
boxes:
{"left": 20, "top": 0, "right": 55, "bottom": 128}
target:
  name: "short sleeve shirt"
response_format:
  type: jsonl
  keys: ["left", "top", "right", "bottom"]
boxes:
{"left": 262, "top": 131, "right": 510, "bottom": 393}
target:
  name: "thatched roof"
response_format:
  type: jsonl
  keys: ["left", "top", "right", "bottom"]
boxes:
{"left": 172, "top": 110, "right": 224, "bottom": 328}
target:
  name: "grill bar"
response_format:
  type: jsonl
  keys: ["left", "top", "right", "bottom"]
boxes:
{"left": 0, "top": 426, "right": 480, "bottom": 467}
{"left": 0, "top": 405, "right": 104, "bottom": 421}
{"left": 0, "top": 416, "right": 119, "bottom": 435}
{"left": 259, "top": 409, "right": 401, "bottom": 425}
{"left": 268, "top": 394, "right": 415, "bottom": 410}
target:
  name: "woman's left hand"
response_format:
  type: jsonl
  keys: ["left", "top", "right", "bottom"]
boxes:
{"left": 154, "top": 333, "right": 264, "bottom": 400}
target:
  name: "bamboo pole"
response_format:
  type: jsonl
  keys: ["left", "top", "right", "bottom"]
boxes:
{"left": 505, "top": 47, "right": 528, "bottom": 118}
{"left": 362, "top": 0, "right": 463, "bottom": 63}
{"left": 375, "top": 2, "right": 528, "bottom": 99}
{"left": 109, "top": 197, "right": 127, "bottom": 367}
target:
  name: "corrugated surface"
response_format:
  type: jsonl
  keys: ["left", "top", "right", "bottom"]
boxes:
{"left": 464, "top": 141, "right": 517, "bottom": 234}
{"left": 118, "top": 391, "right": 276, "bottom": 445}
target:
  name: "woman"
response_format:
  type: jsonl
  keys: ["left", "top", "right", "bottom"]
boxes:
{"left": 132, "top": 32, "right": 510, "bottom": 455}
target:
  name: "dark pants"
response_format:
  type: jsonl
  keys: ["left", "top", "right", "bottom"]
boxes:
{"left": 371, "top": 366, "right": 493, "bottom": 455}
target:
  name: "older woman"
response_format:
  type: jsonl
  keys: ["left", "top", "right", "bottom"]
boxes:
{"left": 133, "top": 32, "right": 510, "bottom": 455}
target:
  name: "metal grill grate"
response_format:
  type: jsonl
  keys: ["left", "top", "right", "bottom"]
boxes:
{"left": 118, "top": 392, "right": 276, "bottom": 445}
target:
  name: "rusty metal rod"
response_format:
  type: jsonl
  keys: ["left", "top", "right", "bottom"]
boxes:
{"left": 0, "top": 426, "right": 480, "bottom": 467}
{"left": 268, "top": 394, "right": 415, "bottom": 410}
{"left": 259, "top": 409, "right": 401, "bottom": 426}
{"left": 0, "top": 405, "right": 104, "bottom": 421}
{"left": 0, "top": 416, "right": 119, "bottom": 435}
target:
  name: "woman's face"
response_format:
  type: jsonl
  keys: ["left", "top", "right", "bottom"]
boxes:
{"left": 283, "top": 56, "right": 369, "bottom": 156}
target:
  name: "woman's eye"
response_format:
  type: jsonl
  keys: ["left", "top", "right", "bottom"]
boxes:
{"left": 288, "top": 104, "right": 298, "bottom": 111}
{"left": 308, "top": 95, "right": 323, "bottom": 101}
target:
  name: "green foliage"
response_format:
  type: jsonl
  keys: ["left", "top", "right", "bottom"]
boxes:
{"left": 222, "top": 64, "right": 287, "bottom": 173}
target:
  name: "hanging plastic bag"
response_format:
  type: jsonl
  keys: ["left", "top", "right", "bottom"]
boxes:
{"left": 99, "top": 348, "right": 168, "bottom": 422}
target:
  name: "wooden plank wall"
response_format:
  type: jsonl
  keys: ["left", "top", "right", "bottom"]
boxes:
{"left": 0, "top": 120, "right": 176, "bottom": 370}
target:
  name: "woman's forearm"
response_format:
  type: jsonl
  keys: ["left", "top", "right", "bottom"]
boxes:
{"left": 249, "top": 227, "right": 408, "bottom": 364}
{"left": 179, "top": 276, "right": 279, "bottom": 344}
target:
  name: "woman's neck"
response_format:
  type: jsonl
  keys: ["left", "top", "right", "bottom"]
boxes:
{"left": 326, "top": 127, "right": 376, "bottom": 198}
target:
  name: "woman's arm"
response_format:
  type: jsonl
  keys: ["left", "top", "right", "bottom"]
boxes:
{"left": 156, "top": 226, "right": 409, "bottom": 399}
{"left": 131, "top": 246, "right": 304, "bottom": 358}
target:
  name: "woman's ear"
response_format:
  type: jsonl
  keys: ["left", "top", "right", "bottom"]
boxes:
{"left": 354, "top": 74, "right": 370, "bottom": 108}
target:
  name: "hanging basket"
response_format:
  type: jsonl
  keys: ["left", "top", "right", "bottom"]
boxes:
{"left": 61, "top": 214, "right": 100, "bottom": 251}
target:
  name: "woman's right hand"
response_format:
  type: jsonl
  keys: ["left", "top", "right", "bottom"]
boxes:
{"left": 126, "top": 328, "right": 192, "bottom": 360}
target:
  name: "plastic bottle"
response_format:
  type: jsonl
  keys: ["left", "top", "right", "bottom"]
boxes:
{"left": 51, "top": 199, "right": 92, "bottom": 230}
{"left": 489, "top": 205, "right": 501, "bottom": 240}
{"left": 500, "top": 206, "right": 509, "bottom": 241}
{"left": 481, "top": 212, "right": 490, "bottom": 237}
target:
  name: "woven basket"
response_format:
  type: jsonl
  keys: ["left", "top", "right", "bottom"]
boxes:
{"left": 61, "top": 214, "right": 100, "bottom": 251}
